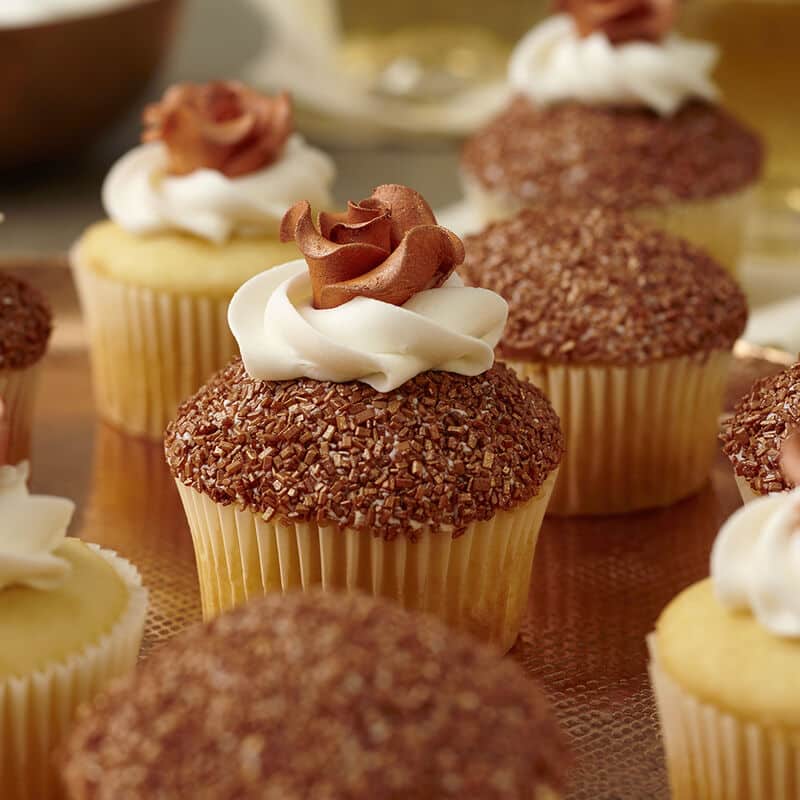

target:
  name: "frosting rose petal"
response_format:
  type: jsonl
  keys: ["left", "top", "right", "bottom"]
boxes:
{"left": 557, "top": 0, "right": 675, "bottom": 43}
{"left": 280, "top": 185, "right": 465, "bottom": 310}
{"left": 142, "top": 82, "right": 293, "bottom": 178}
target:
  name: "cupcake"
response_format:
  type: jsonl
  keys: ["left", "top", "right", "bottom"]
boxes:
{"left": 721, "top": 362, "right": 800, "bottom": 503}
{"left": 62, "top": 589, "right": 570, "bottom": 799}
{"left": 460, "top": 0, "right": 763, "bottom": 273}
{"left": 648, "top": 435, "right": 800, "bottom": 799}
{"left": 72, "top": 81, "right": 336, "bottom": 439}
{"left": 0, "top": 271, "right": 51, "bottom": 463}
{"left": 0, "top": 461, "right": 148, "bottom": 800}
{"left": 165, "top": 184, "right": 564, "bottom": 651}
{"left": 461, "top": 206, "right": 747, "bottom": 516}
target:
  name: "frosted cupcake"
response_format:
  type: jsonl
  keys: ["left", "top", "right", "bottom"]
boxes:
{"left": 0, "top": 462, "right": 147, "bottom": 800}
{"left": 461, "top": 0, "right": 763, "bottom": 273}
{"left": 165, "top": 184, "right": 564, "bottom": 651}
{"left": 0, "top": 272, "right": 51, "bottom": 463}
{"left": 649, "top": 435, "right": 800, "bottom": 799}
{"left": 62, "top": 590, "right": 570, "bottom": 799}
{"left": 461, "top": 206, "right": 747, "bottom": 515}
{"left": 721, "top": 362, "right": 800, "bottom": 503}
{"left": 73, "top": 82, "right": 336, "bottom": 439}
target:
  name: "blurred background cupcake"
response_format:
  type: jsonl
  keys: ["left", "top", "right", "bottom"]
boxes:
{"left": 0, "top": 461, "right": 147, "bottom": 800}
{"left": 460, "top": 0, "right": 763, "bottom": 274}
{"left": 165, "top": 184, "right": 564, "bottom": 651}
{"left": 62, "top": 590, "right": 570, "bottom": 799}
{"left": 648, "top": 433, "right": 800, "bottom": 799}
{"left": 72, "top": 80, "right": 336, "bottom": 439}
{"left": 721, "top": 361, "right": 800, "bottom": 503}
{"left": 461, "top": 206, "right": 747, "bottom": 515}
{"left": 0, "top": 270, "right": 52, "bottom": 464}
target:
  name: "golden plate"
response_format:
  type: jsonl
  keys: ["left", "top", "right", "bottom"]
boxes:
{"left": 13, "top": 258, "right": 793, "bottom": 799}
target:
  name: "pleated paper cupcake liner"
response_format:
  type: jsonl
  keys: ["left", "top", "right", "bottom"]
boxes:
{"left": 505, "top": 352, "right": 731, "bottom": 515}
{"left": 0, "top": 365, "right": 41, "bottom": 464}
{"left": 175, "top": 470, "right": 558, "bottom": 653}
{"left": 0, "top": 546, "right": 147, "bottom": 800}
{"left": 461, "top": 174, "right": 754, "bottom": 274}
{"left": 648, "top": 635, "right": 800, "bottom": 800}
{"left": 72, "top": 253, "right": 238, "bottom": 440}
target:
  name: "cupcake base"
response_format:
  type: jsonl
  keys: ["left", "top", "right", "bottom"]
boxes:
{"left": 175, "top": 470, "right": 558, "bottom": 652}
{"left": 505, "top": 352, "right": 731, "bottom": 515}
{"left": 0, "top": 365, "right": 41, "bottom": 464}
{"left": 648, "top": 635, "right": 800, "bottom": 800}
{"left": 72, "top": 254, "right": 237, "bottom": 440}
{"left": 462, "top": 176, "right": 754, "bottom": 275}
{"left": 0, "top": 545, "right": 147, "bottom": 800}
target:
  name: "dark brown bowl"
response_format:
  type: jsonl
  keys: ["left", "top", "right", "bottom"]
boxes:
{"left": 0, "top": 0, "right": 182, "bottom": 170}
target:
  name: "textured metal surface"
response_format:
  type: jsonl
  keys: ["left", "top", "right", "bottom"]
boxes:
{"left": 14, "top": 259, "right": 791, "bottom": 799}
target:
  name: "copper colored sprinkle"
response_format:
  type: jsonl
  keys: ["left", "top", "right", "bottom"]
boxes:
{"left": 164, "top": 360, "right": 564, "bottom": 538}
{"left": 61, "top": 591, "right": 569, "bottom": 800}
{"left": 280, "top": 184, "right": 464, "bottom": 310}
{"left": 461, "top": 206, "right": 746, "bottom": 366}
{"left": 0, "top": 271, "right": 52, "bottom": 370}
{"left": 461, "top": 98, "right": 763, "bottom": 209}
{"left": 721, "top": 363, "right": 800, "bottom": 495}
{"left": 558, "top": 0, "right": 676, "bottom": 44}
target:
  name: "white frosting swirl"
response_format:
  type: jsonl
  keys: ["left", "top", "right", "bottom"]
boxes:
{"left": 0, "top": 0, "right": 131, "bottom": 27}
{"left": 711, "top": 489, "right": 800, "bottom": 638}
{"left": 103, "top": 135, "right": 336, "bottom": 244}
{"left": 229, "top": 259, "right": 508, "bottom": 392}
{"left": 0, "top": 462, "right": 75, "bottom": 592}
{"left": 508, "top": 14, "right": 719, "bottom": 116}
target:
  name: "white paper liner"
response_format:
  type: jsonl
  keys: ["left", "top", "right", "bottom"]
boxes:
{"left": 0, "top": 365, "right": 41, "bottom": 464}
{"left": 175, "top": 470, "right": 558, "bottom": 653}
{"left": 505, "top": 352, "right": 731, "bottom": 515}
{"left": 648, "top": 634, "right": 800, "bottom": 800}
{"left": 72, "top": 253, "right": 237, "bottom": 440}
{"left": 461, "top": 174, "right": 755, "bottom": 275}
{"left": 0, "top": 545, "right": 148, "bottom": 800}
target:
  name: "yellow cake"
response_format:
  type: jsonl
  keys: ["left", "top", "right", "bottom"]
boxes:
{"left": 649, "top": 489, "right": 800, "bottom": 799}
{"left": 0, "top": 462, "right": 148, "bottom": 800}
{"left": 73, "top": 82, "right": 336, "bottom": 439}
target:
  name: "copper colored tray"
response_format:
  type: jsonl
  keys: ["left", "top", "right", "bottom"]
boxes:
{"left": 16, "top": 259, "right": 793, "bottom": 800}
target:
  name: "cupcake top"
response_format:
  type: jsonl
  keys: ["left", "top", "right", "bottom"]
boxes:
{"left": 461, "top": 0, "right": 762, "bottom": 208}
{"left": 712, "top": 432, "right": 800, "bottom": 639}
{"left": 0, "top": 271, "right": 52, "bottom": 370}
{"left": 61, "top": 590, "right": 570, "bottom": 799}
{"left": 165, "top": 185, "right": 564, "bottom": 537}
{"left": 721, "top": 362, "right": 800, "bottom": 495}
{"left": 102, "top": 82, "right": 335, "bottom": 244}
{"left": 461, "top": 206, "right": 747, "bottom": 366}
{"left": 165, "top": 360, "right": 563, "bottom": 538}
{"left": 461, "top": 98, "right": 762, "bottom": 210}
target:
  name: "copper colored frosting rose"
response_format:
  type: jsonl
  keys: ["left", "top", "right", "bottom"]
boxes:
{"left": 280, "top": 184, "right": 465, "bottom": 310}
{"left": 557, "top": 0, "right": 675, "bottom": 43}
{"left": 142, "top": 82, "right": 293, "bottom": 178}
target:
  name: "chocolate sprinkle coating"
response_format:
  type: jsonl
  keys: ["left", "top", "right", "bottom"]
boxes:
{"left": 461, "top": 206, "right": 747, "bottom": 366}
{"left": 0, "top": 271, "right": 52, "bottom": 370}
{"left": 461, "top": 97, "right": 763, "bottom": 209}
{"left": 164, "top": 360, "right": 564, "bottom": 538}
{"left": 720, "top": 362, "right": 800, "bottom": 495}
{"left": 61, "top": 590, "right": 570, "bottom": 800}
